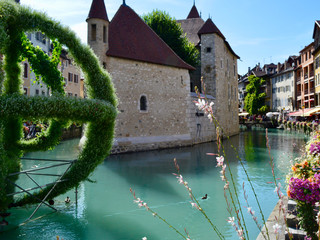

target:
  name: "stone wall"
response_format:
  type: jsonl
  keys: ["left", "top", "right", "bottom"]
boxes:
{"left": 107, "top": 57, "right": 194, "bottom": 154}
{"left": 201, "top": 34, "right": 239, "bottom": 138}
{"left": 186, "top": 92, "right": 217, "bottom": 143}
{"left": 87, "top": 18, "right": 109, "bottom": 67}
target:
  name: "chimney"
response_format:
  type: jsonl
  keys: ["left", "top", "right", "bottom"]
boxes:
{"left": 248, "top": 67, "right": 251, "bottom": 73}
{"left": 277, "top": 62, "right": 281, "bottom": 73}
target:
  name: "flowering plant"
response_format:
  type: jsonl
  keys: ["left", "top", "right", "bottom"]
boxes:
{"left": 287, "top": 173, "right": 320, "bottom": 205}
{"left": 286, "top": 131, "right": 320, "bottom": 239}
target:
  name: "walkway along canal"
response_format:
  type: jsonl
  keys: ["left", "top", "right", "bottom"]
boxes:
{"left": 0, "top": 129, "right": 307, "bottom": 240}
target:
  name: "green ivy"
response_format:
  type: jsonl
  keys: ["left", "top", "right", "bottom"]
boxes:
{"left": 0, "top": 0, "right": 117, "bottom": 210}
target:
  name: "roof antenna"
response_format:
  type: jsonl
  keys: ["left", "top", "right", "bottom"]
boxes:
{"left": 193, "top": 0, "right": 195, "bottom": 6}
{"left": 123, "top": 0, "right": 126, "bottom": 6}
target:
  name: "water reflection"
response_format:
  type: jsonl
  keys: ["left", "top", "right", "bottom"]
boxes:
{"left": 1, "top": 129, "right": 307, "bottom": 240}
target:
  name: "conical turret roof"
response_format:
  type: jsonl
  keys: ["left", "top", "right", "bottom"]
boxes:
{"left": 87, "top": 0, "right": 109, "bottom": 22}
{"left": 187, "top": 5, "right": 200, "bottom": 19}
{"left": 198, "top": 18, "right": 225, "bottom": 39}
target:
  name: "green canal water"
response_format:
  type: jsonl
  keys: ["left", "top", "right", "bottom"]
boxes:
{"left": 0, "top": 129, "right": 307, "bottom": 240}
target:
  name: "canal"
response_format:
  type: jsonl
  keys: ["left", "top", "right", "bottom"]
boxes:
{"left": 1, "top": 129, "right": 307, "bottom": 240}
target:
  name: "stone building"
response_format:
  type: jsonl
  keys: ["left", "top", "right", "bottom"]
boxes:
{"left": 177, "top": 3, "right": 240, "bottom": 137}
{"left": 86, "top": 0, "right": 239, "bottom": 153}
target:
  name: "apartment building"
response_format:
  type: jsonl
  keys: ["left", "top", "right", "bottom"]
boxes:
{"left": 296, "top": 42, "right": 314, "bottom": 109}
{"left": 271, "top": 57, "right": 297, "bottom": 111}
{"left": 22, "top": 32, "right": 81, "bottom": 97}
{"left": 313, "top": 21, "right": 320, "bottom": 106}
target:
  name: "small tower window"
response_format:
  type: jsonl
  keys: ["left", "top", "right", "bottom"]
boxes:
{"left": 206, "top": 47, "right": 212, "bottom": 53}
{"left": 23, "top": 63, "right": 28, "bottom": 78}
{"left": 103, "top": 25, "right": 107, "bottom": 43}
{"left": 91, "top": 24, "right": 97, "bottom": 41}
{"left": 140, "top": 95, "right": 147, "bottom": 111}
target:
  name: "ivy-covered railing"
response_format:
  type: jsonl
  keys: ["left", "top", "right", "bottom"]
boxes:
{"left": 0, "top": 0, "right": 117, "bottom": 211}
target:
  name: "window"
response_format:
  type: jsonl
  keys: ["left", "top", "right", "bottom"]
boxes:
{"left": 42, "top": 90, "right": 45, "bottom": 95}
{"left": 206, "top": 47, "right": 212, "bottom": 53}
{"left": 24, "top": 88, "right": 27, "bottom": 95}
{"left": 103, "top": 25, "right": 107, "bottom": 43}
{"left": 75, "top": 94, "right": 78, "bottom": 97}
{"left": 35, "top": 89, "right": 39, "bottom": 95}
{"left": 140, "top": 95, "right": 147, "bottom": 111}
{"left": 103, "top": 62, "right": 107, "bottom": 69}
{"left": 91, "top": 24, "right": 96, "bottom": 41}
{"left": 74, "top": 74, "right": 79, "bottom": 83}
{"left": 68, "top": 72, "right": 73, "bottom": 82}
{"left": 35, "top": 32, "right": 46, "bottom": 44}
{"left": 23, "top": 63, "right": 28, "bottom": 78}
{"left": 68, "top": 93, "right": 73, "bottom": 97}
{"left": 220, "top": 59, "right": 223, "bottom": 69}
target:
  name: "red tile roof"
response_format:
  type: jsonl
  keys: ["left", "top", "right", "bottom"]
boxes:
{"left": 187, "top": 5, "right": 200, "bottom": 19}
{"left": 198, "top": 18, "right": 225, "bottom": 40}
{"left": 107, "top": 5, "right": 195, "bottom": 70}
{"left": 87, "top": 0, "right": 109, "bottom": 22}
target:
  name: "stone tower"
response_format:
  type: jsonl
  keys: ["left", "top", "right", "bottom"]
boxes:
{"left": 198, "top": 18, "right": 239, "bottom": 136}
{"left": 87, "top": 0, "right": 109, "bottom": 68}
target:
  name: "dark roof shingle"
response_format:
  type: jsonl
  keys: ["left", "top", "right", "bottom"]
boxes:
{"left": 187, "top": 5, "right": 200, "bottom": 19}
{"left": 107, "top": 5, "right": 195, "bottom": 70}
{"left": 87, "top": 0, "right": 109, "bottom": 21}
{"left": 198, "top": 18, "right": 225, "bottom": 39}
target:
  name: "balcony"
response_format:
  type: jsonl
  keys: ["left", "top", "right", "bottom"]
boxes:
{"left": 304, "top": 74, "right": 308, "bottom": 79}
{"left": 304, "top": 89, "right": 309, "bottom": 94}
{"left": 297, "top": 90, "right": 301, "bottom": 96}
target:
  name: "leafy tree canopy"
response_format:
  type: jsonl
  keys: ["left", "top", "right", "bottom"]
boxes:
{"left": 244, "top": 75, "right": 268, "bottom": 115}
{"left": 142, "top": 10, "right": 199, "bottom": 67}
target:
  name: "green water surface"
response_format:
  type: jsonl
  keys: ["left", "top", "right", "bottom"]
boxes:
{"left": 0, "top": 129, "right": 307, "bottom": 240}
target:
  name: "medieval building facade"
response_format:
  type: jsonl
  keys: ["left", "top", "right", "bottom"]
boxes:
{"left": 87, "top": 0, "right": 239, "bottom": 153}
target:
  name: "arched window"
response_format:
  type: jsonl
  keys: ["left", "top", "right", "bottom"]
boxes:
{"left": 140, "top": 95, "right": 147, "bottom": 111}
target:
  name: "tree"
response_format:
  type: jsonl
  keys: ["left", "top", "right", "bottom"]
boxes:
{"left": 142, "top": 10, "right": 199, "bottom": 67}
{"left": 244, "top": 75, "right": 268, "bottom": 115}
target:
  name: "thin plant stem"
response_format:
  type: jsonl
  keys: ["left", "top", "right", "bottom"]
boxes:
{"left": 130, "top": 188, "right": 189, "bottom": 240}
{"left": 265, "top": 129, "right": 292, "bottom": 240}
{"left": 174, "top": 161, "right": 225, "bottom": 240}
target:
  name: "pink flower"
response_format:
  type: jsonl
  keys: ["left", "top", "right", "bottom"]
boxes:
{"left": 216, "top": 156, "right": 225, "bottom": 167}
{"left": 190, "top": 202, "right": 201, "bottom": 210}
{"left": 273, "top": 223, "right": 282, "bottom": 234}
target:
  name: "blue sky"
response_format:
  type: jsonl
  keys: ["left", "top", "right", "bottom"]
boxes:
{"left": 21, "top": 0, "right": 320, "bottom": 75}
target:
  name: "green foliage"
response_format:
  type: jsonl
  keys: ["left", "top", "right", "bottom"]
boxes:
{"left": 142, "top": 10, "right": 199, "bottom": 67}
{"left": 244, "top": 75, "right": 268, "bottom": 115}
{"left": 296, "top": 201, "right": 318, "bottom": 239}
{"left": 0, "top": 0, "right": 117, "bottom": 210}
